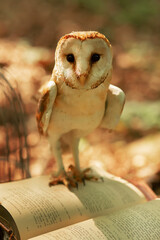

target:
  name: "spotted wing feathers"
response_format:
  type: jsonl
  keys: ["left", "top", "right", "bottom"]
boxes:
{"left": 36, "top": 81, "right": 57, "bottom": 135}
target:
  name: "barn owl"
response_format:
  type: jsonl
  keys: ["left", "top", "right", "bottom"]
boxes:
{"left": 36, "top": 31, "right": 125, "bottom": 187}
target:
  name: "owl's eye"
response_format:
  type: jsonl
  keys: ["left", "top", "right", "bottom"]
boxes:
{"left": 66, "top": 54, "right": 75, "bottom": 63}
{"left": 91, "top": 53, "right": 100, "bottom": 63}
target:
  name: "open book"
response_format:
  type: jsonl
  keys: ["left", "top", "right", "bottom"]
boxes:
{"left": 0, "top": 167, "right": 158, "bottom": 240}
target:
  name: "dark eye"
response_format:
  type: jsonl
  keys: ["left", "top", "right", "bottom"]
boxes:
{"left": 91, "top": 53, "right": 100, "bottom": 63}
{"left": 66, "top": 54, "right": 75, "bottom": 63}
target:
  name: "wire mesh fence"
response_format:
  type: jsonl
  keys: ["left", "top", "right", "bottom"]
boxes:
{"left": 0, "top": 72, "right": 30, "bottom": 182}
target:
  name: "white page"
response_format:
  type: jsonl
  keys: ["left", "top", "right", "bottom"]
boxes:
{"left": 0, "top": 170, "right": 145, "bottom": 239}
{"left": 30, "top": 199, "right": 160, "bottom": 240}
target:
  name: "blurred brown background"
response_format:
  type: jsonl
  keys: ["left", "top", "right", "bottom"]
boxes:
{"left": 0, "top": 0, "right": 160, "bottom": 193}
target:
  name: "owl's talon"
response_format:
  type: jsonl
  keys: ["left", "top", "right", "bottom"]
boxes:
{"left": 67, "top": 165, "right": 100, "bottom": 187}
{"left": 100, "top": 177, "right": 104, "bottom": 182}
{"left": 49, "top": 166, "right": 102, "bottom": 188}
{"left": 49, "top": 169, "right": 79, "bottom": 188}
{"left": 82, "top": 178, "right": 85, "bottom": 186}
{"left": 49, "top": 171, "right": 68, "bottom": 187}
{"left": 73, "top": 182, "right": 78, "bottom": 190}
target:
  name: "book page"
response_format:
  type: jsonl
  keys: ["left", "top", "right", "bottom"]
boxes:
{"left": 30, "top": 199, "right": 160, "bottom": 240}
{"left": 0, "top": 170, "right": 145, "bottom": 240}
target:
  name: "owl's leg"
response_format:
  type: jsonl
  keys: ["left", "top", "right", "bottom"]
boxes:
{"left": 69, "top": 138, "right": 98, "bottom": 185}
{"left": 50, "top": 139, "right": 65, "bottom": 177}
{"left": 48, "top": 136, "right": 79, "bottom": 187}
{"left": 48, "top": 136, "right": 67, "bottom": 186}
{"left": 70, "top": 138, "right": 80, "bottom": 171}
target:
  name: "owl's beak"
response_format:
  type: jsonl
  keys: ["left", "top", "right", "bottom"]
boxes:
{"left": 76, "top": 73, "right": 88, "bottom": 86}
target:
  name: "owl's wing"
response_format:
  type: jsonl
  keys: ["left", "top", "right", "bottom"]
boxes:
{"left": 100, "top": 84, "right": 125, "bottom": 130}
{"left": 36, "top": 80, "right": 57, "bottom": 135}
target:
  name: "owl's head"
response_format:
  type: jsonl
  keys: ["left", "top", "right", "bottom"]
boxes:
{"left": 54, "top": 31, "right": 113, "bottom": 90}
